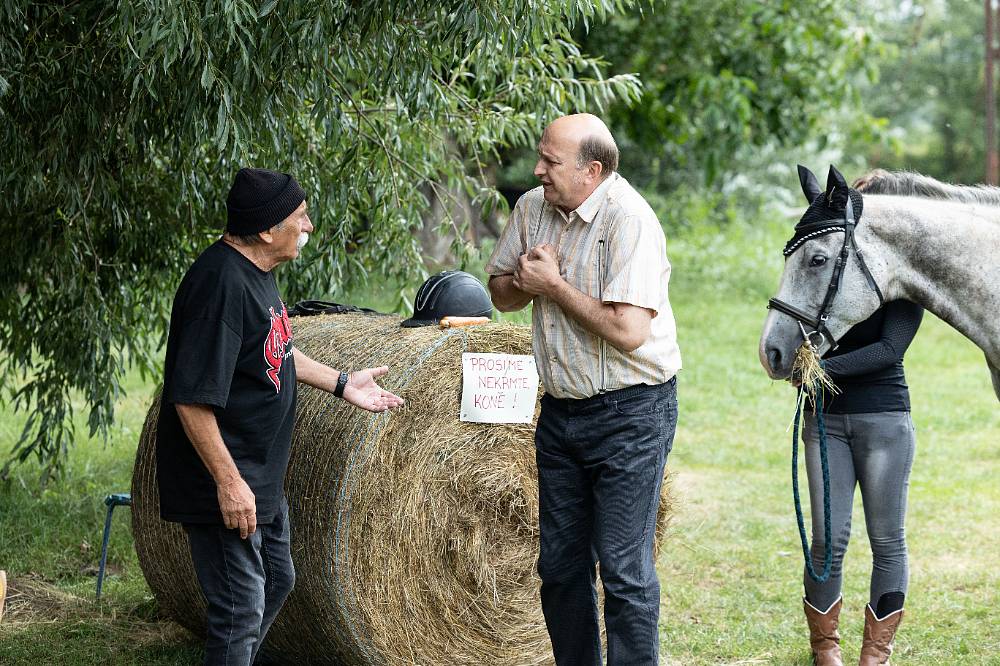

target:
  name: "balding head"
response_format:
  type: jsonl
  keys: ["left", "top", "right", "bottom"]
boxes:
{"left": 544, "top": 114, "right": 619, "bottom": 178}
{"left": 535, "top": 114, "right": 620, "bottom": 212}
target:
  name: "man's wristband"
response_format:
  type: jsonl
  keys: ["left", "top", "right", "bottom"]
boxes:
{"left": 334, "top": 370, "right": 349, "bottom": 398}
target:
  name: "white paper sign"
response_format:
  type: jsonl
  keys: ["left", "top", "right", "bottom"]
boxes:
{"left": 460, "top": 353, "right": 539, "bottom": 423}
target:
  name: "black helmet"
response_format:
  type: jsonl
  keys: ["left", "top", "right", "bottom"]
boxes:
{"left": 400, "top": 270, "right": 493, "bottom": 327}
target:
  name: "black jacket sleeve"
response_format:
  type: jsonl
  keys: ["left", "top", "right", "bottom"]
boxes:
{"left": 823, "top": 300, "right": 924, "bottom": 379}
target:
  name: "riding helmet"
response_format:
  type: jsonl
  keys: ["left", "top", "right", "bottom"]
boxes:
{"left": 400, "top": 270, "right": 493, "bottom": 327}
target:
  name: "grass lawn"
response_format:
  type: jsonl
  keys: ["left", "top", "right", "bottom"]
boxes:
{"left": 1, "top": 218, "right": 998, "bottom": 664}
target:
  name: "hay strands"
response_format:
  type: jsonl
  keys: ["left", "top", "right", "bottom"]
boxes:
{"left": 791, "top": 340, "right": 839, "bottom": 414}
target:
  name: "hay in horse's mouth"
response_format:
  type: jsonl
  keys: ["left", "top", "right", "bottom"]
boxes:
{"left": 792, "top": 342, "right": 839, "bottom": 411}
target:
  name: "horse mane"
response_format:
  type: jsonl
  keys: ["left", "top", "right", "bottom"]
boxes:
{"left": 853, "top": 169, "right": 1000, "bottom": 207}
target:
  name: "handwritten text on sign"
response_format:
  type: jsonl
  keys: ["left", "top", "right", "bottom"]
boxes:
{"left": 460, "top": 353, "right": 539, "bottom": 423}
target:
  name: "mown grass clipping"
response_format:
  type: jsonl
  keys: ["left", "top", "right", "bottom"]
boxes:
{"left": 131, "top": 312, "right": 676, "bottom": 665}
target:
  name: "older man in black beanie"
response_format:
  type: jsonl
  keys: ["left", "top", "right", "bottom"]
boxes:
{"left": 156, "top": 168, "right": 404, "bottom": 665}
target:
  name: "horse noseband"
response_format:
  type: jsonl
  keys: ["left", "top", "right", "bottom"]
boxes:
{"left": 766, "top": 297, "right": 835, "bottom": 347}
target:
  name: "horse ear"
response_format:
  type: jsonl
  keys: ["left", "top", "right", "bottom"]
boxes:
{"left": 797, "top": 165, "right": 822, "bottom": 203}
{"left": 826, "top": 164, "right": 848, "bottom": 193}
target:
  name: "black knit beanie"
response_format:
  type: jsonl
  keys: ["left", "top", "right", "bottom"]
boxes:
{"left": 225, "top": 168, "right": 306, "bottom": 235}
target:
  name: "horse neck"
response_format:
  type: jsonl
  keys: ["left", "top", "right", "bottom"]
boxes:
{"left": 864, "top": 199, "right": 1000, "bottom": 363}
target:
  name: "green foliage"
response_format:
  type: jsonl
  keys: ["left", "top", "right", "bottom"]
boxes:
{"left": 0, "top": 1, "right": 642, "bottom": 477}
{"left": 662, "top": 189, "right": 779, "bottom": 301}
{"left": 852, "top": 0, "right": 989, "bottom": 184}
{"left": 576, "top": 0, "right": 874, "bottom": 189}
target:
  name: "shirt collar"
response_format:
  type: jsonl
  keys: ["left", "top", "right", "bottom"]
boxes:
{"left": 556, "top": 173, "right": 618, "bottom": 224}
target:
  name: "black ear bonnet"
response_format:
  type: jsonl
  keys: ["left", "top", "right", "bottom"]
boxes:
{"left": 783, "top": 165, "right": 864, "bottom": 256}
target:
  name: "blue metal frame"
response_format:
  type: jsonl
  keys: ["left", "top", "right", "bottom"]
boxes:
{"left": 96, "top": 493, "right": 132, "bottom": 600}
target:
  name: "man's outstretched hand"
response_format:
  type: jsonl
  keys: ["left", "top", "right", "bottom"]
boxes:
{"left": 342, "top": 366, "right": 405, "bottom": 412}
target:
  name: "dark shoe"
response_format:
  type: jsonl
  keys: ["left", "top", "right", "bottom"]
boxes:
{"left": 859, "top": 604, "right": 904, "bottom": 665}
{"left": 803, "top": 596, "right": 844, "bottom": 665}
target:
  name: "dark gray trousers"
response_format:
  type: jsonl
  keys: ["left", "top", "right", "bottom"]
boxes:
{"left": 535, "top": 379, "right": 677, "bottom": 666}
{"left": 802, "top": 411, "right": 916, "bottom": 611}
{"left": 184, "top": 501, "right": 295, "bottom": 666}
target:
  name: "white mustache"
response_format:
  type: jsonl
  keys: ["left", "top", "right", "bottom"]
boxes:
{"left": 296, "top": 233, "right": 309, "bottom": 251}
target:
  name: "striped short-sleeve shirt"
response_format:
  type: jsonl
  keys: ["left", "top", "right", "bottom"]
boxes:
{"left": 485, "top": 173, "right": 682, "bottom": 399}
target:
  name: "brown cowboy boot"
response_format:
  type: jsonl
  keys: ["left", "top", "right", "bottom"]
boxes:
{"left": 803, "top": 596, "right": 843, "bottom": 665}
{"left": 859, "top": 604, "right": 904, "bottom": 665}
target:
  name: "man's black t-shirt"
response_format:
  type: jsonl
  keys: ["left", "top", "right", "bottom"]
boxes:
{"left": 156, "top": 241, "right": 297, "bottom": 524}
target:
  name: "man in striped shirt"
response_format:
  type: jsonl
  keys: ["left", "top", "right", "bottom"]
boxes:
{"left": 486, "top": 113, "right": 681, "bottom": 665}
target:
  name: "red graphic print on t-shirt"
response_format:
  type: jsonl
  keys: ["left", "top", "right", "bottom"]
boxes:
{"left": 264, "top": 304, "right": 293, "bottom": 393}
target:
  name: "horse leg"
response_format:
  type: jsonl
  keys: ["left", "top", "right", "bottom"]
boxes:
{"left": 988, "top": 355, "right": 1000, "bottom": 403}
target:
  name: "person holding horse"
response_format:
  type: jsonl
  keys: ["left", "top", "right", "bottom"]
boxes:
{"left": 485, "top": 113, "right": 680, "bottom": 665}
{"left": 780, "top": 166, "right": 923, "bottom": 666}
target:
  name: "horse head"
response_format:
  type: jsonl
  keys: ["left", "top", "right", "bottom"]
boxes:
{"left": 759, "top": 165, "right": 887, "bottom": 379}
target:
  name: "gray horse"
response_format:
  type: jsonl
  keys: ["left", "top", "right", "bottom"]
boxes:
{"left": 759, "top": 165, "right": 1000, "bottom": 401}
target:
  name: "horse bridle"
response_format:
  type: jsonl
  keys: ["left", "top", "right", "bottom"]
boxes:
{"left": 767, "top": 194, "right": 885, "bottom": 349}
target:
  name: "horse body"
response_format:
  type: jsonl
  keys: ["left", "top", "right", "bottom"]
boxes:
{"left": 759, "top": 169, "right": 1000, "bottom": 402}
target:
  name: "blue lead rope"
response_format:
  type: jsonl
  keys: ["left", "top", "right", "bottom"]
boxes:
{"left": 791, "top": 384, "right": 833, "bottom": 583}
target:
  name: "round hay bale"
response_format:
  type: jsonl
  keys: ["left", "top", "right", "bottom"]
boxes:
{"left": 131, "top": 312, "right": 675, "bottom": 665}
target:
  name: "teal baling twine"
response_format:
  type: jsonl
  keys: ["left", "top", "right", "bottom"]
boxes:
{"left": 791, "top": 379, "right": 833, "bottom": 583}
